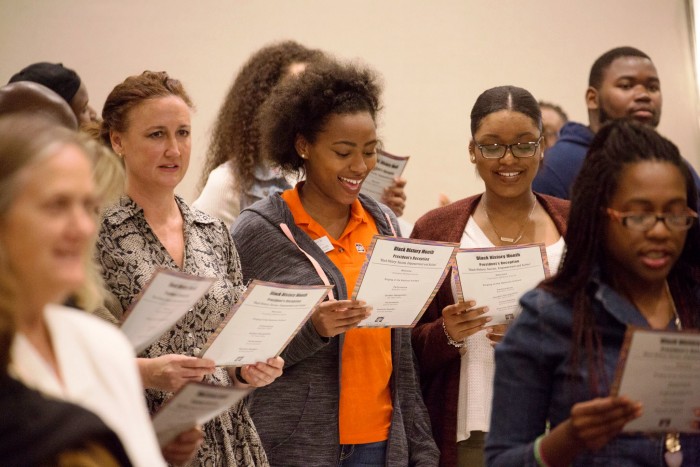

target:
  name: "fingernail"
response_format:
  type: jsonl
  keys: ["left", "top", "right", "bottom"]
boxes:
{"left": 466, "top": 301, "right": 475, "bottom": 307}
{"left": 482, "top": 306, "right": 489, "bottom": 313}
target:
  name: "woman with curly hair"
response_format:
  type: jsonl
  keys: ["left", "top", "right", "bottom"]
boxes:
{"left": 195, "top": 41, "right": 408, "bottom": 228}
{"left": 194, "top": 41, "right": 324, "bottom": 227}
{"left": 231, "top": 58, "right": 438, "bottom": 466}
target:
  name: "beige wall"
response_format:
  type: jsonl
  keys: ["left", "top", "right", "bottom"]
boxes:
{"left": 2, "top": 0, "right": 698, "bottom": 222}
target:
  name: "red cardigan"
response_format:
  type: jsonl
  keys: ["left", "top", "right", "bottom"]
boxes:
{"left": 410, "top": 193, "right": 570, "bottom": 467}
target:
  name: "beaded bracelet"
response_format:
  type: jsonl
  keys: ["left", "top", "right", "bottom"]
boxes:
{"left": 533, "top": 434, "right": 552, "bottom": 467}
{"left": 442, "top": 320, "right": 466, "bottom": 348}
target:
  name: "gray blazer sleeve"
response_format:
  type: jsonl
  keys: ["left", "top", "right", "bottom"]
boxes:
{"left": 231, "top": 209, "right": 332, "bottom": 368}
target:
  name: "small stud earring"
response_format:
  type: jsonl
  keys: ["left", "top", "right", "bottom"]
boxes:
{"left": 300, "top": 153, "right": 307, "bottom": 159}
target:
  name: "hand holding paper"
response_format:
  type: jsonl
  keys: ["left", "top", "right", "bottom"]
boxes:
{"left": 161, "top": 426, "right": 204, "bottom": 466}
{"left": 485, "top": 323, "right": 510, "bottom": 347}
{"left": 311, "top": 299, "right": 372, "bottom": 337}
{"left": 359, "top": 149, "right": 409, "bottom": 205}
{"left": 139, "top": 354, "right": 215, "bottom": 392}
{"left": 441, "top": 300, "right": 490, "bottom": 343}
{"left": 567, "top": 396, "right": 642, "bottom": 451}
{"left": 235, "top": 356, "right": 284, "bottom": 388}
{"left": 381, "top": 176, "right": 407, "bottom": 217}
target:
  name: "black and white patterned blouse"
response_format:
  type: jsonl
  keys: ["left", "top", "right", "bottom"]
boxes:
{"left": 96, "top": 195, "right": 268, "bottom": 467}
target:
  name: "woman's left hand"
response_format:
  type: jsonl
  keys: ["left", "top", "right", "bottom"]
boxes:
{"left": 485, "top": 323, "right": 509, "bottom": 347}
{"left": 161, "top": 426, "right": 204, "bottom": 466}
{"left": 235, "top": 356, "right": 284, "bottom": 388}
{"left": 382, "top": 177, "right": 407, "bottom": 217}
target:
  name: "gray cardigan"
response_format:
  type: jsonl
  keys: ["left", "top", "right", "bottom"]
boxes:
{"left": 231, "top": 193, "right": 439, "bottom": 467}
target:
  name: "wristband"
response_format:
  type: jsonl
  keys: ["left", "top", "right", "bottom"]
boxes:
{"left": 442, "top": 320, "right": 466, "bottom": 348}
{"left": 534, "top": 434, "right": 552, "bottom": 467}
{"left": 235, "top": 367, "right": 248, "bottom": 384}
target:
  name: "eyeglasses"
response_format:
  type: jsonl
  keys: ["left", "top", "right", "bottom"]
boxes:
{"left": 474, "top": 136, "right": 543, "bottom": 159}
{"left": 606, "top": 208, "right": 698, "bottom": 232}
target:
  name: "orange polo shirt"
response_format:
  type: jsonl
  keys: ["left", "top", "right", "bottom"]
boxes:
{"left": 282, "top": 186, "right": 393, "bottom": 444}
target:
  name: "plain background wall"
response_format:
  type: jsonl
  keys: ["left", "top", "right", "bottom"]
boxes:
{"left": 2, "top": 0, "right": 699, "bottom": 222}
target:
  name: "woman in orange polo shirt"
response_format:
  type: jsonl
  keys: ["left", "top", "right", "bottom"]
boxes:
{"left": 231, "top": 58, "right": 439, "bottom": 466}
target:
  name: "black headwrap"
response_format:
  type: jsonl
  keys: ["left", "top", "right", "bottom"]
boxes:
{"left": 8, "top": 62, "right": 81, "bottom": 103}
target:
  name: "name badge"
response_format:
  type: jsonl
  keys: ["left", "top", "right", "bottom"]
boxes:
{"left": 314, "top": 236, "right": 334, "bottom": 253}
{"left": 355, "top": 243, "right": 366, "bottom": 253}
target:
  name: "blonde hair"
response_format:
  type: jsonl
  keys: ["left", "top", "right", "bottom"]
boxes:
{"left": 0, "top": 116, "right": 102, "bottom": 321}
{"left": 70, "top": 135, "right": 126, "bottom": 314}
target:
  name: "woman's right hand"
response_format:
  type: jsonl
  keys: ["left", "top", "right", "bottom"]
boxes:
{"left": 441, "top": 300, "right": 490, "bottom": 343}
{"left": 162, "top": 426, "right": 204, "bottom": 466}
{"left": 137, "top": 354, "right": 216, "bottom": 392}
{"left": 311, "top": 299, "right": 372, "bottom": 338}
{"left": 540, "top": 396, "right": 642, "bottom": 466}
{"left": 566, "top": 396, "right": 642, "bottom": 451}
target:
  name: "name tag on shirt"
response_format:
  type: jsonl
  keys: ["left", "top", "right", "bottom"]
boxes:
{"left": 314, "top": 236, "right": 334, "bottom": 253}
{"left": 355, "top": 243, "right": 366, "bottom": 253}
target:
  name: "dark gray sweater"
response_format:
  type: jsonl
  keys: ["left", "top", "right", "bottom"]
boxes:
{"left": 231, "top": 193, "right": 439, "bottom": 467}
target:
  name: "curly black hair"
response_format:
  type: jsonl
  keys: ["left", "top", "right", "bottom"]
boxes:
{"left": 201, "top": 41, "right": 324, "bottom": 192}
{"left": 257, "top": 58, "right": 383, "bottom": 174}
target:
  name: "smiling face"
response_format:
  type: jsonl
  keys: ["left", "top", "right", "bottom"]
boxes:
{"left": 588, "top": 56, "right": 661, "bottom": 130}
{"left": 0, "top": 144, "right": 97, "bottom": 306}
{"left": 470, "top": 109, "right": 543, "bottom": 201}
{"left": 110, "top": 95, "right": 191, "bottom": 195}
{"left": 604, "top": 161, "right": 688, "bottom": 291}
{"left": 296, "top": 111, "right": 377, "bottom": 212}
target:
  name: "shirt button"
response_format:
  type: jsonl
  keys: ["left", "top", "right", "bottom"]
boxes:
{"left": 338, "top": 247, "right": 344, "bottom": 252}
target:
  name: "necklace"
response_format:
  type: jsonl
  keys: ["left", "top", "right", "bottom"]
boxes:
{"left": 483, "top": 197, "right": 537, "bottom": 244}
{"left": 664, "top": 281, "right": 683, "bottom": 467}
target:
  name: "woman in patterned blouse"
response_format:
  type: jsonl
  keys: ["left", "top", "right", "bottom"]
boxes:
{"left": 94, "top": 71, "right": 282, "bottom": 466}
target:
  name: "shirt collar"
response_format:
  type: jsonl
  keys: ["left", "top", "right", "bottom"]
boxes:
{"left": 590, "top": 267, "right": 673, "bottom": 329}
{"left": 103, "top": 195, "right": 217, "bottom": 228}
{"left": 285, "top": 183, "right": 370, "bottom": 240}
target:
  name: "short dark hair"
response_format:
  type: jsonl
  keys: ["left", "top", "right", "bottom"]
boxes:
{"left": 588, "top": 46, "right": 651, "bottom": 89}
{"left": 8, "top": 62, "right": 81, "bottom": 104}
{"left": 542, "top": 119, "right": 700, "bottom": 393}
{"left": 258, "top": 58, "right": 382, "bottom": 173}
{"left": 470, "top": 85, "right": 541, "bottom": 137}
{"left": 538, "top": 101, "right": 568, "bottom": 123}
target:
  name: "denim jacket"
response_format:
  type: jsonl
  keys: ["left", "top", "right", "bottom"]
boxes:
{"left": 239, "top": 164, "right": 292, "bottom": 212}
{"left": 485, "top": 272, "right": 700, "bottom": 466}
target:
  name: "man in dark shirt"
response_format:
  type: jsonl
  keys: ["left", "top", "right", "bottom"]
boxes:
{"left": 533, "top": 46, "right": 700, "bottom": 199}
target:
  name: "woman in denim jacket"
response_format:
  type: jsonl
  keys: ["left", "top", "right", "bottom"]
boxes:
{"left": 486, "top": 120, "right": 700, "bottom": 466}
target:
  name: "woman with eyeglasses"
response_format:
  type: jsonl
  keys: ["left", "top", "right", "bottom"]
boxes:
{"left": 485, "top": 119, "right": 700, "bottom": 466}
{"left": 410, "top": 85, "right": 570, "bottom": 466}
